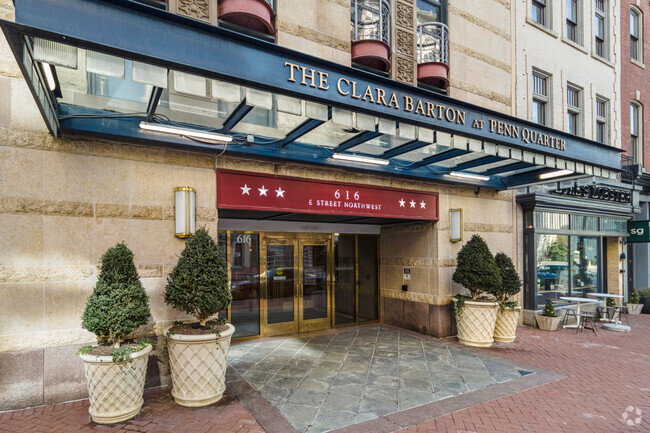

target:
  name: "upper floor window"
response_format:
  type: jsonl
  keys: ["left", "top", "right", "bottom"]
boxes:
{"left": 595, "top": 97, "right": 608, "bottom": 144}
{"left": 630, "top": 8, "right": 642, "bottom": 62}
{"left": 631, "top": 101, "right": 643, "bottom": 165}
{"left": 532, "top": 0, "right": 548, "bottom": 26}
{"left": 417, "top": 0, "right": 447, "bottom": 25}
{"left": 532, "top": 70, "right": 550, "bottom": 126}
{"left": 566, "top": 0, "right": 580, "bottom": 43}
{"left": 594, "top": 0, "right": 607, "bottom": 58}
{"left": 566, "top": 85, "right": 582, "bottom": 135}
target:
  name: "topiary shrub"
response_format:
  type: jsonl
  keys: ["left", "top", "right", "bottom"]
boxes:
{"left": 630, "top": 288, "right": 640, "bottom": 304}
{"left": 493, "top": 252, "right": 522, "bottom": 307}
{"left": 452, "top": 234, "right": 502, "bottom": 300}
{"left": 165, "top": 227, "right": 231, "bottom": 327}
{"left": 606, "top": 296, "right": 616, "bottom": 307}
{"left": 81, "top": 243, "right": 151, "bottom": 348}
{"left": 542, "top": 299, "right": 555, "bottom": 317}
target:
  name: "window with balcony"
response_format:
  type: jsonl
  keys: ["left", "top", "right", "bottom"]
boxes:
{"left": 416, "top": 0, "right": 448, "bottom": 89}
{"left": 532, "top": 71, "right": 550, "bottom": 126}
{"left": 566, "top": 0, "right": 580, "bottom": 43}
{"left": 417, "top": 0, "right": 447, "bottom": 24}
{"left": 631, "top": 101, "right": 643, "bottom": 165}
{"left": 350, "top": 0, "right": 391, "bottom": 72}
{"left": 595, "top": 96, "right": 608, "bottom": 144}
{"left": 532, "top": 0, "right": 548, "bottom": 27}
{"left": 566, "top": 85, "right": 581, "bottom": 136}
{"left": 594, "top": 0, "right": 607, "bottom": 58}
{"left": 630, "top": 8, "right": 642, "bottom": 62}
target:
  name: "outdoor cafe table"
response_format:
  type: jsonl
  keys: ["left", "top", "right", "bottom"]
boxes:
{"left": 587, "top": 293, "right": 624, "bottom": 322}
{"left": 559, "top": 296, "right": 600, "bottom": 329}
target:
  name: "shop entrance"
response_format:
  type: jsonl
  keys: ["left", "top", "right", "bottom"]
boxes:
{"left": 219, "top": 231, "right": 378, "bottom": 339}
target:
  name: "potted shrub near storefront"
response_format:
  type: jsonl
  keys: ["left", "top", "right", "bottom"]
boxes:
{"left": 492, "top": 252, "right": 522, "bottom": 343}
{"left": 536, "top": 299, "right": 563, "bottom": 331}
{"left": 164, "top": 228, "right": 234, "bottom": 407}
{"left": 78, "top": 243, "right": 153, "bottom": 424}
{"left": 452, "top": 235, "right": 502, "bottom": 347}
{"left": 627, "top": 289, "right": 643, "bottom": 315}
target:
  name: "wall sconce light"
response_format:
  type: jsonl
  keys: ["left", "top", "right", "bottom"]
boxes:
{"left": 175, "top": 187, "right": 196, "bottom": 238}
{"left": 450, "top": 208, "right": 463, "bottom": 242}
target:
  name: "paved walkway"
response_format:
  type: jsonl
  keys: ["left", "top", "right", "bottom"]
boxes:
{"left": 1, "top": 315, "right": 649, "bottom": 433}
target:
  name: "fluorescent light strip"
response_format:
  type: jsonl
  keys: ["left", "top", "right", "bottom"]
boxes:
{"left": 41, "top": 62, "right": 56, "bottom": 91}
{"left": 139, "top": 122, "right": 233, "bottom": 143}
{"left": 449, "top": 171, "right": 490, "bottom": 181}
{"left": 332, "top": 153, "right": 390, "bottom": 166}
{"left": 539, "top": 169, "right": 574, "bottom": 180}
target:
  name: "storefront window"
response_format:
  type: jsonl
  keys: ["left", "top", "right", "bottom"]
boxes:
{"left": 536, "top": 235, "right": 569, "bottom": 307}
{"left": 358, "top": 236, "right": 378, "bottom": 322}
{"left": 335, "top": 235, "right": 356, "bottom": 325}
{"left": 570, "top": 236, "right": 599, "bottom": 297}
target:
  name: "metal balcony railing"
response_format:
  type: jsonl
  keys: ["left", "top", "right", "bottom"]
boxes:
{"left": 351, "top": 0, "right": 390, "bottom": 45}
{"left": 417, "top": 22, "right": 449, "bottom": 65}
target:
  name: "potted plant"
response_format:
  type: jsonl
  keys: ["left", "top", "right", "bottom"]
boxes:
{"left": 536, "top": 299, "right": 563, "bottom": 331}
{"left": 452, "top": 234, "right": 502, "bottom": 347}
{"left": 164, "top": 227, "right": 234, "bottom": 407}
{"left": 78, "top": 243, "right": 153, "bottom": 424}
{"left": 492, "top": 252, "right": 522, "bottom": 343}
{"left": 637, "top": 289, "right": 650, "bottom": 314}
{"left": 628, "top": 289, "right": 643, "bottom": 315}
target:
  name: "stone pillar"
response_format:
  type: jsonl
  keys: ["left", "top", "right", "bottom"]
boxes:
{"left": 391, "top": 0, "right": 417, "bottom": 85}
{"left": 168, "top": 0, "right": 219, "bottom": 25}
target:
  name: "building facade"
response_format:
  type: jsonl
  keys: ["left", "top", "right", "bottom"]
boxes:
{"left": 0, "top": 0, "right": 628, "bottom": 411}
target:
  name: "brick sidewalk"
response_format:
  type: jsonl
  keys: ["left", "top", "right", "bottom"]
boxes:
{"left": 2, "top": 315, "right": 649, "bottom": 433}
{"left": 401, "top": 314, "right": 650, "bottom": 433}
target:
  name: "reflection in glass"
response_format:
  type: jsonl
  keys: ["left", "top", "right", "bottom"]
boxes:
{"left": 536, "top": 234, "right": 569, "bottom": 308}
{"left": 358, "top": 236, "right": 378, "bottom": 321}
{"left": 335, "top": 235, "right": 356, "bottom": 325}
{"left": 570, "top": 237, "right": 599, "bottom": 297}
{"left": 230, "top": 233, "right": 260, "bottom": 338}
{"left": 302, "top": 245, "right": 328, "bottom": 320}
{"left": 267, "top": 245, "right": 295, "bottom": 324}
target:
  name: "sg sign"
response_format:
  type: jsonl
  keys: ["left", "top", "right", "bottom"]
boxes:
{"left": 627, "top": 221, "right": 650, "bottom": 243}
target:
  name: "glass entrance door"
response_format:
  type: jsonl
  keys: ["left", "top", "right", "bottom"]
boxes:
{"left": 261, "top": 235, "right": 332, "bottom": 336}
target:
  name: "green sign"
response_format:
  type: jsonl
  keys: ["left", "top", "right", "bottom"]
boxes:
{"left": 627, "top": 221, "right": 650, "bottom": 243}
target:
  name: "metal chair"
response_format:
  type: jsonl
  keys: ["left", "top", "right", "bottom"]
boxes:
{"left": 577, "top": 312, "right": 597, "bottom": 336}
{"left": 562, "top": 308, "right": 578, "bottom": 325}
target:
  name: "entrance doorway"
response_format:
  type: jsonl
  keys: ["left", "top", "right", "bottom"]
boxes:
{"left": 218, "top": 231, "right": 379, "bottom": 339}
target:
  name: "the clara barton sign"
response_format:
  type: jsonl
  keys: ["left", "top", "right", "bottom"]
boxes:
{"left": 217, "top": 170, "right": 439, "bottom": 221}
{"left": 551, "top": 182, "right": 631, "bottom": 203}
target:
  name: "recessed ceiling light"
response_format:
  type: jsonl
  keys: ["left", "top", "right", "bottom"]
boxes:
{"left": 448, "top": 171, "right": 490, "bottom": 181}
{"left": 139, "top": 122, "right": 233, "bottom": 143}
{"left": 539, "top": 169, "right": 574, "bottom": 180}
{"left": 332, "top": 153, "right": 390, "bottom": 166}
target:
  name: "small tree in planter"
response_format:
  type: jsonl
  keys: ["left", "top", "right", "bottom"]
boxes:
{"left": 452, "top": 235, "right": 502, "bottom": 347}
{"left": 628, "top": 289, "right": 643, "bottom": 315}
{"left": 164, "top": 227, "right": 234, "bottom": 407}
{"left": 492, "top": 252, "right": 522, "bottom": 343}
{"left": 78, "top": 243, "right": 153, "bottom": 424}
{"left": 536, "top": 299, "right": 563, "bottom": 331}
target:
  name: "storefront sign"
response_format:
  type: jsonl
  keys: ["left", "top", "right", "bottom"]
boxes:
{"left": 551, "top": 182, "right": 631, "bottom": 203}
{"left": 627, "top": 221, "right": 650, "bottom": 243}
{"left": 217, "top": 170, "right": 439, "bottom": 221}
{"left": 284, "top": 62, "right": 567, "bottom": 152}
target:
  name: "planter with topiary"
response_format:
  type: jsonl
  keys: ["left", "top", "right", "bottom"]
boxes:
{"left": 536, "top": 299, "right": 562, "bottom": 331}
{"left": 627, "top": 289, "right": 643, "bottom": 315}
{"left": 492, "top": 252, "right": 522, "bottom": 343}
{"left": 452, "top": 235, "right": 502, "bottom": 348}
{"left": 164, "top": 228, "right": 234, "bottom": 407}
{"left": 78, "top": 243, "right": 152, "bottom": 424}
{"left": 638, "top": 289, "right": 650, "bottom": 314}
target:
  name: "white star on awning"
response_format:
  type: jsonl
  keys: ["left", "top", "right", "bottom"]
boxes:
{"left": 240, "top": 184, "right": 251, "bottom": 195}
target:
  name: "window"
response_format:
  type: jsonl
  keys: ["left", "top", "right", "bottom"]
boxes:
{"left": 532, "top": 71, "right": 550, "bottom": 126}
{"left": 630, "top": 8, "right": 642, "bottom": 62}
{"left": 566, "top": 0, "right": 579, "bottom": 43}
{"left": 532, "top": 0, "right": 548, "bottom": 26}
{"left": 417, "top": 0, "right": 447, "bottom": 24}
{"left": 631, "top": 101, "right": 643, "bottom": 165}
{"left": 566, "top": 85, "right": 581, "bottom": 135}
{"left": 594, "top": 0, "right": 607, "bottom": 58}
{"left": 595, "top": 97, "right": 608, "bottom": 144}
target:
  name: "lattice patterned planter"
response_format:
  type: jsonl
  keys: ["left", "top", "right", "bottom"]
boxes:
{"left": 536, "top": 315, "right": 562, "bottom": 331}
{"left": 79, "top": 344, "right": 152, "bottom": 424}
{"left": 493, "top": 307, "right": 520, "bottom": 343}
{"left": 167, "top": 324, "right": 235, "bottom": 407}
{"left": 628, "top": 304, "right": 643, "bottom": 315}
{"left": 453, "top": 300, "right": 499, "bottom": 348}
